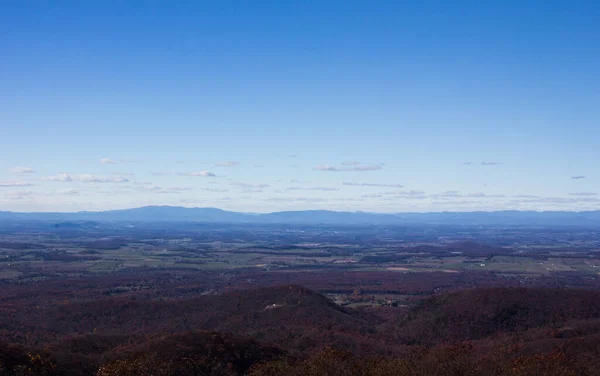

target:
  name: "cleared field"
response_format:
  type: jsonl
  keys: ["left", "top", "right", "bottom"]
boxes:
{"left": 0, "top": 269, "right": 22, "bottom": 279}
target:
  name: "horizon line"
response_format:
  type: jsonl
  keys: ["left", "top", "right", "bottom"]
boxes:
{"left": 1, "top": 205, "right": 599, "bottom": 215}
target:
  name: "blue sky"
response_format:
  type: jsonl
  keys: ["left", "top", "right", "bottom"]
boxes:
{"left": 1, "top": 1, "right": 599, "bottom": 212}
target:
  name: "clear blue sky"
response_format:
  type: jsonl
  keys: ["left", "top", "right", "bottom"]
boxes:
{"left": 1, "top": 1, "right": 599, "bottom": 212}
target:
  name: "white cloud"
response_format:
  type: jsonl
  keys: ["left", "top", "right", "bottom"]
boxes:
{"left": 177, "top": 171, "right": 216, "bottom": 177}
{"left": 43, "top": 173, "right": 129, "bottom": 183}
{"left": 341, "top": 161, "right": 361, "bottom": 166}
{"left": 314, "top": 163, "right": 384, "bottom": 172}
{"left": 343, "top": 182, "right": 403, "bottom": 188}
{"left": 11, "top": 166, "right": 35, "bottom": 174}
{"left": 214, "top": 161, "right": 238, "bottom": 167}
{"left": 100, "top": 158, "right": 117, "bottom": 165}
{"left": 481, "top": 161, "right": 503, "bottom": 166}
{"left": 111, "top": 172, "right": 136, "bottom": 176}
{"left": 0, "top": 180, "right": 35, "bottom": 187}
{"left": 43, "top": 173, "right": 73, "bottom": 182}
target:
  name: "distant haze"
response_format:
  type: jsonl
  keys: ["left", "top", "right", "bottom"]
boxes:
{"left": 1, "top": 206, "right": 600, "bottom": 226}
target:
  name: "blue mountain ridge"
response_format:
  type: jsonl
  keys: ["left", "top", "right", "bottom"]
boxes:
{"left": 1, "top": 206, "right": 600, "bottom": 225}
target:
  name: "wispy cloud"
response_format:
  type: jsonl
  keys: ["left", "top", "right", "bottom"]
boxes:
{"left": 4, "top": 190, "right": 34, "bottom": 200}
{"left": 177, "top": 171, "right": 216, "bottom": 177}
{"left": 175, "top": 159, "right": 206, "bottom": 165}
{"left": 352, "top": 164, "right": 384, "bottom": 171}
{"left": 433, "top": 191, "right": 505, "bottom": 198}
{"left": 179, "top": 198, "right": 207, "bottom": 204}
{"left": 11, "top": 166, "right": 35, "bottom": 174}
{"left": 343, "top": 182, "right": 403, "bottom": 188}
{"left": 42, "top": 173, "right": 73, "bottom": 182}
{"left": 332, "top": 198, "right": 366, "bottom": 202}
{"left": 313, "top": 165, "right": 346, "bottom": 172}
{"left": 341, "top": 161, "right": 361, "bottom": 166}
{"left": 285, "top": 186, "right": 339, "bottom": 191}
{"left": 433, "top": 190, "right": 462, "bottom": 198}
{"left": 4, "top": 190, "right": 34, "bottom": 198}
{"left": 361, "top": 194, "right": 383, "bottom": 198}
{"left": 382, "top": 190, "right": 428, "bottom": 199}
{"left": 267, "top": 197, "right": 327, "bottom": 203}
{"left": 384, "top": 190, "right": 426, "bottom": 196}
{"left": 43, "top": 173, "right": 129, "bottom": 183}
{"left": 509, "top": 196, "right": 600, "bottom": 204}
{"left": 79, "top": 174, "right": 129, "bottom": 183}
{"left": 569, "top": 192, "right": 598, "bottom": 196}
{"left": 241, "top": 188, "right": 265, "bottom": 193}
{"left": 59, "top": 189, "right": 81, "bottom": 196}
{"left": 0, "top": 180, "right": 35, "bottom": 187}
{"left": 230, "top": 182, "right": 270, "bottom": 188}
{"left": 572, "top": 176, "right": 587, "bottom": 180}
{"left": 463, "top": 162, "right": 473, "bottom": 166}
{"left": 202, "top": 188, "right": 229, "bottom": 193}
{"left": 100, "top": 158, "right": 117, "bottom": 165}
{"left": 481, "top": 161, "right": 503, "bottom": 166}
{"left": 214, "top": 161, "right": 238, "bottom": 167}
{"left": 139, "top": 185, "right": 193, "bottom": 194}
{"left": 111, "top": 172, "right": 135, "bottom": 176}
{"left": 313, "top": 163, "right": 384, "bottom": 172}
{"left": 466, "top": 192, "right": 506, "bottom": 198}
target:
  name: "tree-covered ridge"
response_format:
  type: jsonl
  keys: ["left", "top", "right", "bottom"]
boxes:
{"left": 1, "top": 286, "right": 600, "bottom": 375}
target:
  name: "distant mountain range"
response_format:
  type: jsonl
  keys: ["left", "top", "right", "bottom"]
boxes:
{"left": 1, "top": 205, "right": 600, "bottom": 226}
